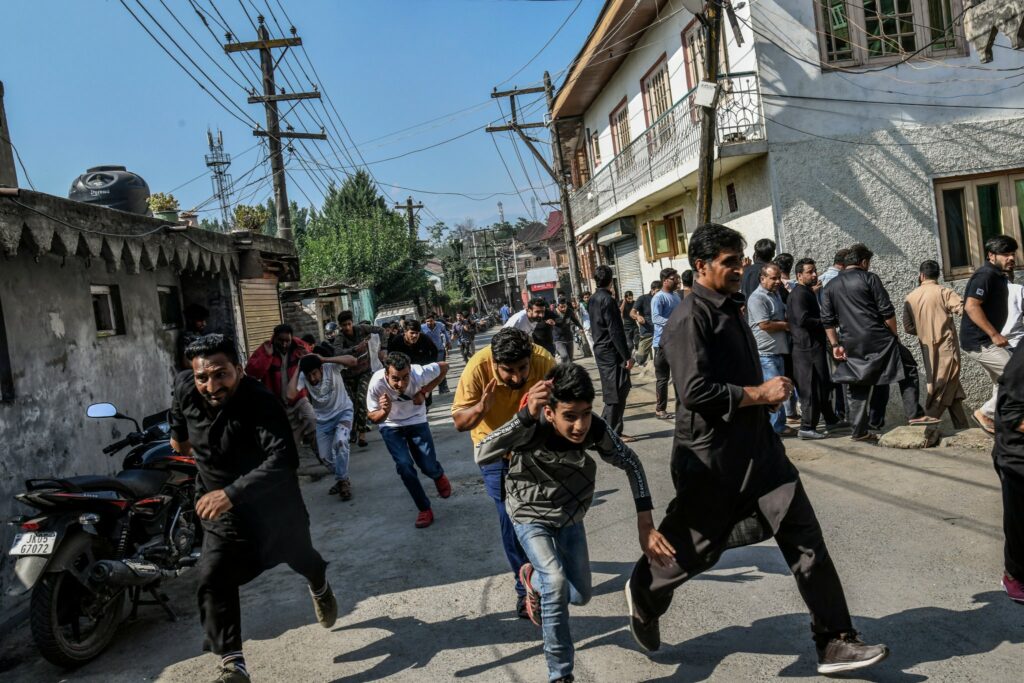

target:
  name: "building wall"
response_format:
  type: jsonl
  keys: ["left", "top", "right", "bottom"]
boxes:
{"left": 635, "top": 155, "right": 775, "bottom": 288}
{"left": 0, "top": 252, "right": 199, "bottom": 616}
{"left": 583, "top": 0, "right": 757, "bottom": 169}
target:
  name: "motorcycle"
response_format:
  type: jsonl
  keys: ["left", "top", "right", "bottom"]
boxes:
{"left": 7, "top": 403, "right": 201, "bottom": 667}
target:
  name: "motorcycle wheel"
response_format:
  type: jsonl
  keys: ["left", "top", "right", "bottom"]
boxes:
{"left": 30, "top": 569, "right": 125, "bottom": 667}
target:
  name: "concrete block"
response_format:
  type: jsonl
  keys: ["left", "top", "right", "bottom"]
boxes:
{"left": 878, "top": 425, "right": 942, "bottom": 449}
{"left": 940, "top": 428, "right": 995, "bottom": 451}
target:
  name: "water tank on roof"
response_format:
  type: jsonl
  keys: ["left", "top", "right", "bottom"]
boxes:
{"left": 68, "top": 165, "right": 151, "bottom": 215}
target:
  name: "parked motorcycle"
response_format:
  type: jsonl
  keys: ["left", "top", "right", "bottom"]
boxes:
{"left": 7, "top": 403, "right": 201, "bottom": 667}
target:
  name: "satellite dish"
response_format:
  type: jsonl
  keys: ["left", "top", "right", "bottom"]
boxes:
{"left": 680, "top": 0, "right": 705, "bottom": 14}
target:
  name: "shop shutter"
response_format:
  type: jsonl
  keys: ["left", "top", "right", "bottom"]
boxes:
{"left": 613, "top": 237, "right": 644, "bottom": 297}
{"left": 239, "top": 277, "right": 282, "bottom": 356}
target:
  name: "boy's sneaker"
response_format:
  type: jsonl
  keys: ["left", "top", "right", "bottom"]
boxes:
{"left": 516, "top": 594, "right": 531, "bottom": 619}
{"left": 624, "top": 578, "right": 660, "bottom": 652}
{"left": 415, "top": 509, "right": 434, "bottom": 528}
{"left": 215, "top": 663, "right": 250, "bottom": 683}
{"left": 435, "top": 474, "right": 452, "bottom": 499}
{"left": 816, "top": 632, "right": 889, "bottom": 674}
{"left": 309, "top": 582, "right": 337, "bottom": 628}
{"left": 1002, "top": 573, "right": 1024, "bottom": 604}
{"left": 518, "top": 563, "right": 542, "bottom": 626}
{"left": 798, "top": 429, "right": 826, "bottom": 440}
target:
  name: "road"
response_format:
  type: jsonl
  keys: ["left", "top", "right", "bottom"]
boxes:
{"left": 2, "top": 330, "right": 1021, "bottom": 682}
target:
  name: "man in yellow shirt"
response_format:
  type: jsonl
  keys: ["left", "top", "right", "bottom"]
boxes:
{"left": 453, "top": 328, "right": 556, "bottom": 618}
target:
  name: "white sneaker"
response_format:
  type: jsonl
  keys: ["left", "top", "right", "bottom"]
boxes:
{"left": 798, "top": 429, "right": 826, "bottom": 440}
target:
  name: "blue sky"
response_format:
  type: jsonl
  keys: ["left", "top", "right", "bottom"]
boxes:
{"left": 3, "top": 0, "right": 603, "bottom": 232}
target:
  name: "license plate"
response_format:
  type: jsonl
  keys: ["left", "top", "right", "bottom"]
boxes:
{"left": 8, "top": 532, "right": 57, "bottom": 556}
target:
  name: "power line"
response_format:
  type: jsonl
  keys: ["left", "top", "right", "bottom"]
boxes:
{"left": 0, "top": 131, "right": 36, "bottom": 190}
{"left": 490, "top": 134, "right": 533, "bottom": 217}
{"left": 497, "top": 0, "right": 584, "bottom": 87}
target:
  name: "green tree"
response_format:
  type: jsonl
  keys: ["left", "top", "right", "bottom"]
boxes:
{"left": 333, "top": 169, "right": 387, "bottom": 217}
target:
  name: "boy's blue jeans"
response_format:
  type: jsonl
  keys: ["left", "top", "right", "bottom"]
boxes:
{"left": 514, "top": 521, "right": 592, "bottom": 681}
{"left": 315, "top": 408, "right": 353, "bottom": 480}
{"left": 379, "top": 422, "right": 444, "bottom": 511}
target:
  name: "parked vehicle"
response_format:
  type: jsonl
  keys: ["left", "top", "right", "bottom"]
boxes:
{"left": 373, "top": 300, "right": 421, "bottom": 328}
{"left": 7, "top": 403, "right": 201, "bottom": 667}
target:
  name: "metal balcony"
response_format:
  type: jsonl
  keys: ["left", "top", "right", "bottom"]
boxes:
{"left": 569, "top": 72, "right": 765, "bottom": 229}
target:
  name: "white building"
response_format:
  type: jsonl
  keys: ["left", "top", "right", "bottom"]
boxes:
{"left": 553, "top": 0, "right": 1024, "bottom": 402}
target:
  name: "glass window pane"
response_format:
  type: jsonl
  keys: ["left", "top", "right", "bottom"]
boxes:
{"left": 942, "top": 188, "right": 970, "bottom": 268}
{"left": 928, "top": 0, "right": 955, "bottom": 48}
{"left": 92, "top": 293, "right": 114, "bottom": 332}
{"left": 1015, "top": 179, "right": 1024, "bottom": 243}
{"left": 654, "top": 224, "right": 670, "bottom": 254}
{"left": 976, "top": 183, "right": 1002, "bottom": 243}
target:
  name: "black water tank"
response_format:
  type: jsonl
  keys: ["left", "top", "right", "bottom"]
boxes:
{"left": 68, "top": 165, "right": 151, "bottom": 215}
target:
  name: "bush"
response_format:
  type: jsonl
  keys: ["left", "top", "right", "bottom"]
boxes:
{"left": 234, "top": 204, "right": 269, "bottom": 231}
{"left": 148, "top": 192, "right": 179, "bottom": 212}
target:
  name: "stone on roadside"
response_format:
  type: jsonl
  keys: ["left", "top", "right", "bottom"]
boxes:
{"left": 939, "top": 428, "right": 994, "bottom": 451}
{"left": 878, "top": 425, "right": 941, "bottom": 449}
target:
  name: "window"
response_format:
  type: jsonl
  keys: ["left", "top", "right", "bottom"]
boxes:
{"left": 91, "top": 285, "right": 125, "bottom": 337}
{"left": 816, "top": 0, "right": 964, "bottom": 67}
{"left": 641, "top": 214, "right": 689, "bottom": 262}
{"left": 934, "top": 170, "right": 1024, "bottom": 278}
{"left": 727, "top": 183, "right": 739, "bottom": 213}
{"left": 641, "top": 55, "right": 674, "bottom": 150}
{"left": 158, "top": 286, "right": 182, "bottom": 329}
{"left": 683, "top": 21, "right": 730, "bottom": 89}
{"left": 591, "top": 130, "right": 602, "bottom": 168}
{"left": 609, "top": 99, "right": 634, "bottom": 171}
{"left": 0, "top": 296, "right": 13, "bottom": 401}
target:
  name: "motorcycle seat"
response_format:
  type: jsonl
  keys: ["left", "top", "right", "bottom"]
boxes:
{"left": 61, "top": 470, "right": 170, "bottom": 499}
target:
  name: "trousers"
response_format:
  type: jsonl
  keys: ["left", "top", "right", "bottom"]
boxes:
{"left": 481, "top": 460, "right": 528, "bottom": 597}
{"left": 965, "top": 344, "right": 1012, "bottom": 419}
{"left": 629, "top": 481, "right": 852, "bottom": 645}
{"left": 197, "top": 528, "right": 327, "bottom": 655}
{"left": 379, "top": 422, "right": 444, "bottom": 511}
{"left": 997, "top": 464, "right": 1024, "bottom": 581}
{"left": 847, "top": 345, "right": 923, "bottom": 438}
{"left": 654, "top": 347, "right": 673, "bottom": 413}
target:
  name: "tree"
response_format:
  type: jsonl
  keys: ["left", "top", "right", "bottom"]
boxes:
{"left": 428, "top": 220, "right": 474, "bottom": 310}
{"left": 333, "top": 169, "right": 387, "bottom": 217}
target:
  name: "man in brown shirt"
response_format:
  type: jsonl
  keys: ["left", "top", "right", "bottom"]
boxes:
{"left": 903, "top": 260, "right": 968, "bottom": 428}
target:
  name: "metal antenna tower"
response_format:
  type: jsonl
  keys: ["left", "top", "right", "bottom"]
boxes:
{"left": 205, "top": 129, "right": 233, "bottom": 230}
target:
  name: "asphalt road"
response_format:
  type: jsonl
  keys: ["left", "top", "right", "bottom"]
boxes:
{"left": 2, "top": 330, "right": 1021, "bottom": 682}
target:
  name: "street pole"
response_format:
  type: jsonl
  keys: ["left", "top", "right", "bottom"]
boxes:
{"left": 394, "top": 196, "right": 423, "bottom": 238}
{"left": 544, "top": 71, "right": 584, "bottom": 302}
{"left": 226, "top": 16, "right": 325, "bottom": 242}
{"left": 696, "top": 3, "right": 723, "bottom": 226}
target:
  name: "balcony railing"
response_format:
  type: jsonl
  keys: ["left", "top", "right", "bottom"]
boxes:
{"left": 569, "top": 72, "right": 764, "bottom": 228}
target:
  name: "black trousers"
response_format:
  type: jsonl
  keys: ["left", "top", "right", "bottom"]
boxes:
{"left": 793, "top": 351, "right": 837, "bottom": 432}
{"left": 597, "top": 360, "right": 631, "bottom": 434}
{"left": 847, "top": 346, "right": 923, "bottom": 438}
{"left": 654, "top": 347, "right": 673, "bottom": 413}
{"left": 197, "top": 528, "right": 327, "bottom": 655}
{"left": 997, "top": 464, "right": 1024, "bottom": 581}
{"left": 629, "top": 481, "right": 853, "bottom": 644}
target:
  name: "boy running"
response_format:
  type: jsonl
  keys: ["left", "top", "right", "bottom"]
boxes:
{"left": 287, "top": 353, "right": 358, "bottom": 500}
{"left": 368, "top": 352, "right": 453, "bottom": 528}
{"left": 475, "top": 363, "right": 674, "bottom": 682}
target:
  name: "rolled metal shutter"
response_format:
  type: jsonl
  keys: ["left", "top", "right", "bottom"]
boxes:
{"left": 613, "top": 237, "right": 644, "bottom": 297}
{"left": 239, "top": 277, "right": 282, "bottom": 356}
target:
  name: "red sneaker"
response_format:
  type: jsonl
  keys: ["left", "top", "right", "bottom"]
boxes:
{"left": 1002, "top": 573, "right": 1024, "bottom": 604}
{"left": 415, "top": 509, "right": 434, "bottom": 528}
{"left": 518, "top": 563, "right": 542, "bottom": 626}
{"left": 435, "top": 474, "right": 452, "bottom": 499}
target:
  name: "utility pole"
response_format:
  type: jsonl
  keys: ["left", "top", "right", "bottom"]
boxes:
{"left": 205, "top": 129, "right": 234, "bottom": 230}
{"left": 394, "top": 196, "right": 424, "bottom": 238}
{"left": 226, "top": 16, "right": 326, "bottom": 242}
{"left": 696, "top": 2, "right": 723, "bottom": 225}
{"left": 485, "top": 73, "right": 584, "bottom": 300}
{"left": 0, "top": 82, "right": 17, "bottom": 188}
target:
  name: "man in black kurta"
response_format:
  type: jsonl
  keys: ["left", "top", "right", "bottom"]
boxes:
{"left": 994, "top": 345, "right": 1024, "bottom": 603}
{"left": 820, "top": 244, "right": 933, "bottom": 441}
{"left": 170, "top": 334, "right": 336, "bottom": 682}
{"left": 625, "top": 224, "right": 888, "bottom": 675}
{"left": 587, "top": 265, "right": 634, "bottom": 437}
{"left": 787, "top": 258, "right": 841, "bottom": 437}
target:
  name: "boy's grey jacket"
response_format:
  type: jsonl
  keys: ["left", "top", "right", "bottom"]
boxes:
{"left": 476, "top": 406, "right": 653, "bottom": 527}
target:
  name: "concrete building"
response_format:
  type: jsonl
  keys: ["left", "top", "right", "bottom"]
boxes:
{"left": 552, "top": 0, "right": 1024, "bottom": 405}
{"left": 0, "top": 189, "right": 297, "bottom": 621}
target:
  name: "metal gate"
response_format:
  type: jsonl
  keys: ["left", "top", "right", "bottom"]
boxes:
{"left": 613, "top": 237, "right": 644, "bottom": 297}
{"left": 239, "top": 277, "right": 282, "bottom": 356}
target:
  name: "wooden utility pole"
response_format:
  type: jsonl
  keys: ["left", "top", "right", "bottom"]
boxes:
{"left": 486, "top": 73, "right": 584, "bottom": 300}
{"left": 395, "top": 196, "right": 424, "bottom": 238}
{"left": 696, "top": 3, "right": 723, "bottom": 225}
{"left": 0, "top": 82, "right": 18, "bottom": 188}
{"left": 226, "top": 16, "right": 326, "bottom": 242}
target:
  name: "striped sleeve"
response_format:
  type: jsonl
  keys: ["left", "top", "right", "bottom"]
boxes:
{"left": 590, "top": 416, "right": 653, "bottom": 512}
{"left": 474, "top": 407, "right": 539, "bottom": 466}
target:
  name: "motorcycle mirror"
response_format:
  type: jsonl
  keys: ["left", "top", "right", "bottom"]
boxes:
{"left": 87, "top": 403, "right": 118, "bottom": 419}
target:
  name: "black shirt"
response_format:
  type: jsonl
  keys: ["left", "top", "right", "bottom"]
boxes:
{"left": 622, "top": 299, "right": 637, "bottom": 331}
{"left": 663, "top": 282, "right": 797, "bottom": 503}
{"left": 960, "top": 262, "right": 1009, "bottom": 352}
{"left": 552, "top": 308, "right": 582, "bottom": 343}
{"left": 632, "top": 293, "right": 655, "bottom": 336}
{"left": 786, "top": 282, "right": 827, "bottom": 351}
{"left": 531, "top": 310, "right": 559, "bottom": 355}
{"left": 994, "top": 346, "right": 1024, "bottom": 473}
{"left": 588, "top": 288, "right": 630, "bottom": 365}
{"left": 387, "top": 334, "right": 439, "bottom": 366}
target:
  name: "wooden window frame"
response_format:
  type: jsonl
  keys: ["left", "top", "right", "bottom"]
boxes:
{"left": 591, "top": 130, "right": 602, "bottom": 168}
{"left": 812, "top": 0, "right": 967, "bottom": 69}
{"left": 640, "top": 53, "right": 671, "bottom": 129}
{"left": 682, "top": 20, "right": 730, "bottom": 91}
{"left": 934, "top": 170, "right": 1024, "bottom": 279}
{"left": 667, "top": 212, "right": 688, "bottom": 256}
{"left": 157, "top": 285, "right": 182, "bottom": 330}
{"left": 609, "top": 97, "right": 630, "bottom": 156}
{"left": 641, "top": 220, "right": 675, "bottom": 262}
{"left": 91, "top": 284, "right": 125, "bottom": 337}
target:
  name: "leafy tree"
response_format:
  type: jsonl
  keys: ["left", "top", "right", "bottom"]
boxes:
{"left": 333, "top": 169, "right": 387, "bottom": 217}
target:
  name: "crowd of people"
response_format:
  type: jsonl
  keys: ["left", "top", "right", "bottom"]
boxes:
{"left": 169, "top": 224, "right": 1022, "bottom": 683}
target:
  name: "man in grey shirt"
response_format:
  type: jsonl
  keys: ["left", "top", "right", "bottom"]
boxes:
{"left": 748, "top": 263, "right": 794, "bottom": 436}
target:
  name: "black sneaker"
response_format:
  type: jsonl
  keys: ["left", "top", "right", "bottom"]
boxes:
{"left": 309, "top": 582, "right": 338, "bottom": 628}
{"left": 516, "top": 594, "right": 530, "bottom": 620}
{"left": 816, "top": 632, "right": 889, "bottom": 675}
{"left": 624, "top": 578, "right": 660, "bottom": 652}
{"left": 552, "top": 676, "right": 575, "bottom": 683}
{"left": 214, "top": 663, "right": 250, "bottom": 683}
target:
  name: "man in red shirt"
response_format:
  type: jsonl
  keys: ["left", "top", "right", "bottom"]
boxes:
{"left": 245, "top": 324, "right": 316, "bottom": 450}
